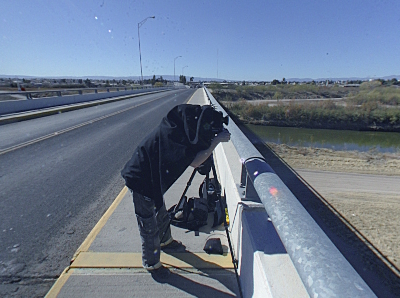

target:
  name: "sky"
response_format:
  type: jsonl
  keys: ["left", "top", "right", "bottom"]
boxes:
{"left": 1, "top": 0, "right": 400, "bottom": 81}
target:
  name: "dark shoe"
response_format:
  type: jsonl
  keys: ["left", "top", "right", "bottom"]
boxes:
{"left": 149, "top": 265, "right": 170, "bottom": 282}
{"left": 161, "top": 239, "right": 184, "bottom": 252}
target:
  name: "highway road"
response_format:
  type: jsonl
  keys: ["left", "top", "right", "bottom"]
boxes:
{"left": 0, "top": 88, "right": 195, "bottom": 297}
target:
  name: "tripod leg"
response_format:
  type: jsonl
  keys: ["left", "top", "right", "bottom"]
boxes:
{"left": 174, "top": 167, "right": 197, "bottom": 213}
{"left": 160, "top": 167, "right": 198, "bottom": 243}
{"left": 211, "top": 160, "right": 220, "bottom": 193}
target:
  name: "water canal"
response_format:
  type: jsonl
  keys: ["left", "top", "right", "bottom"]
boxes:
{"left": 246, "top": 124, "right": 400, "bottom": 154}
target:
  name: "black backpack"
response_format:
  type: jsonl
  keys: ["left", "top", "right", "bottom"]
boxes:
{"left": 168, "top": 196, "right": 209, "bottom": 230}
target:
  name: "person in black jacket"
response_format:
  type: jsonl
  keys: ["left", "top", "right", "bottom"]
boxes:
{"left": 121, "top": 104, "right": 230, "bottom": 278}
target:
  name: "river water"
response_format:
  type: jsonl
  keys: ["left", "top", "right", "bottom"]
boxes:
{"left": 246, "top": 124, "right": 400, "bottom": 154}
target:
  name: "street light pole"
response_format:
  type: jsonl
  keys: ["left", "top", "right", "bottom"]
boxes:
{"left": 138, "top": 16, "right": 155, "bottom": 85}
{"left": 182, "top": 65, "right": 188, "bottom": 76}
{"left": 174, "top": 55, "right": 182, "bottom": 84}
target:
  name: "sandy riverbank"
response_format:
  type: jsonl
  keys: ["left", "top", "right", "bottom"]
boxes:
{"left": 268, "top": 143, "right": 400, "bottom": 176}
{"left": 267, "top": 143, "right": 400, "bottom": 273}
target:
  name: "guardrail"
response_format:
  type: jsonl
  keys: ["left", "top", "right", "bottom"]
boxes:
{"left": 204, "top": 87, "right": 376, "bottom": 297}
{"left": 0, "top": 86, "right": 154, "bottom": 100}
{"left": 0, "top": 86, "right": 175, "bottom": 117}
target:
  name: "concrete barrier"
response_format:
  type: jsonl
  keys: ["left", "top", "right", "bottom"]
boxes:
{"left": 213, "top": 141, "right": 309, "bottom": 297}
{"left": 0, "top": 87, "right": 170, "bottom": 116}
{"left": 206, "top": 87, "right": 376, "bottom": 298}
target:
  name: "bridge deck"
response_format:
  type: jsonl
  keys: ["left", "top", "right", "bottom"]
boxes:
{"left": 46, "top": 89, "right": 241, "bottom": 297}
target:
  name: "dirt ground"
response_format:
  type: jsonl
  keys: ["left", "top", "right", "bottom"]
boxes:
{"left": 267, "top": 143, "right": 400, "bottom": 274}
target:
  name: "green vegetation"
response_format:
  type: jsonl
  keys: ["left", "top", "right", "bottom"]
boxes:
{"left": 225, "top": 100, "right": 400, "bottom": 131}
{"left": 211, "top": 83, "right": 354, "bottom": 101}
{"left": 210, "top": 82, "right": 400, "bottom": 132}
{"left": 347, "top": 81, "right": 400, "bottom": 105}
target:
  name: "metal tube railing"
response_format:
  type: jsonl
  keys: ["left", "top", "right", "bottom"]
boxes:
{"left": 0, "top": 86, "right": 156, "bottom": 100}
{"left": 0, "top": 86, "right": 170, "bottom": 99}
{"left": 204, "top": 87, "right": 376, "bottom": 298}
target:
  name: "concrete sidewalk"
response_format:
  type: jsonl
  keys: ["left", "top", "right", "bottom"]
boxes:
{"left": 46, "top": 89, "right": 240, "bottom": 297}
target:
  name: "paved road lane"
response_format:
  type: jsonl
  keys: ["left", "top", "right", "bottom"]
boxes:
{"left": 0, "top": 88, "right": 195, "bottom": 297}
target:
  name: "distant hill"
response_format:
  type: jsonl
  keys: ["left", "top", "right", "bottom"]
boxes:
{"left": 0, "top": 74, "right": 222, "bottom": 82}
{"left": 287, "top": 75, "right": 400, "bottom": 82}
{"left": 1, "top": 74, "right": 399, "bottom": 82}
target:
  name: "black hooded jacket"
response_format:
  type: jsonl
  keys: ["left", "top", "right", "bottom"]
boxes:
{"left": 121, "top": 104, "right": 214, "bottom": 210}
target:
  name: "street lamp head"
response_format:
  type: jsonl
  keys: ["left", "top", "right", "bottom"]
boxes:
{"left": 139, "top": 16, "right": 155, "bottom": 28}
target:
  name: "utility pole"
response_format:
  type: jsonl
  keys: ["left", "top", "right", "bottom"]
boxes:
{"left": 174, "top": 56, "right": 182, "bottom": 84}
{"left": 138, "top": 16, "right": 155, "bottom": 85}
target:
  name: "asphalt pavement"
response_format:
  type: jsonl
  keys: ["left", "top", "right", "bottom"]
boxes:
{"left": 0, "top": 88, "right": 197, "bottom": 297}
{"left": 44, "top": 88, "right": 240, "bottom": 297}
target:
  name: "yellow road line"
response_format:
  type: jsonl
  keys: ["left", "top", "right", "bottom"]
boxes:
{"left": 71, "top": 187, "right": 128, "bottom": 261}
{"left": 187, "top": 90, "right": 197, "bottom": 103}
{"left": 47, "top": 187, "right": 128, "bottom": 296}
{"left": 44, "top": 267, "right": 73, "bottom": 298}
{"left": 186, "top": 88, "right": 205, "bottom": 104}
{"left": 71, "top": 252, "right": 233, "bottom": 269}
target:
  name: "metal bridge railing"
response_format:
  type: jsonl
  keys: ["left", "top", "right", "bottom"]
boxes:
{"left": 0, "top": 86, "right": 155, "bottom": 100}
{"left": 204, "top": 87, "right": 376, "bottom": 298}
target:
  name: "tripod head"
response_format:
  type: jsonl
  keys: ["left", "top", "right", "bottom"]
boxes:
{"left": 196, "top": 155, "right": 213, "bottom": 176}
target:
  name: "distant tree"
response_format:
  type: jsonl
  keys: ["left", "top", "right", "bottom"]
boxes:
{"left": 242, "top": 81, "right": 246, "bottom": 86}
{"left": 190, "top": 77, "right": 194, "bottom": 82}
{"left": 271, "top": 79, "right": 280, "bottom": 85}
{"left": 376, "top": 78, "right": 386, "bottom": 85}
{"left": 85, "top": 78, "right": 92, "bottom": 87}
{"left": 282, "top": 78, "right": 287, "bottom": 84}
{"left": 78, "top": 79, "right": 83, "bottom": 84}
{"left": 179, "top": 75, "right": 186, "bottom": 84}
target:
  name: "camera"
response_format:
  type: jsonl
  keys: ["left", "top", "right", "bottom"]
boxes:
{"left": 198, "top": 107, "right": 229, "bottom": 142}
{"left": 166, "top": 104, "right": 229, "bottom": 150}
{"left": 211, "top": 112, "right": 229, "bottom": 134}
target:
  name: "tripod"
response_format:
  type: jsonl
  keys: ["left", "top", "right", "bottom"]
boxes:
{"left": 160, "top": 153, "right": 243, "bottom": 298}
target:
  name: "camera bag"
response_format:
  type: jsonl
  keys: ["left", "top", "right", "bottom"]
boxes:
{"left": 168, "top": 196, "right": 208, "bottom": 231}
